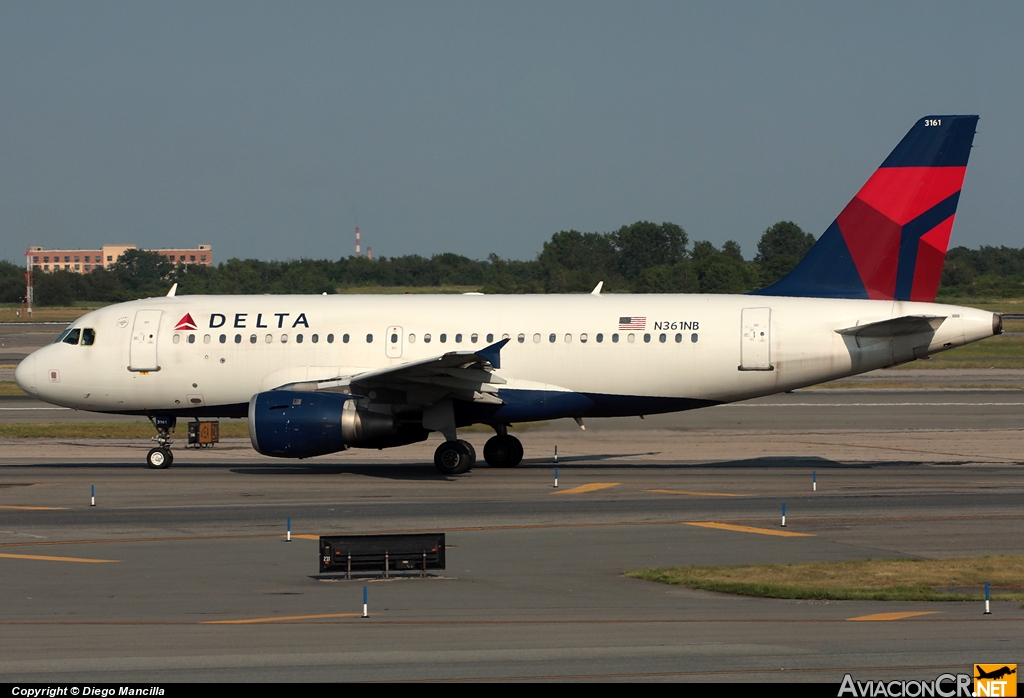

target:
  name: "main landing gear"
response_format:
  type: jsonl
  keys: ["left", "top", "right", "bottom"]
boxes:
{"left": 432, "top": 425, "right": 524, "bottom": 475}
{"left": 483, "top": 426, "right": 523, "bottom": 469}
{"left": 433, "top": 439, "right": 476, "bottom": 475}
{"left": 146, "top": 415, "right": 175, "bottom": 469}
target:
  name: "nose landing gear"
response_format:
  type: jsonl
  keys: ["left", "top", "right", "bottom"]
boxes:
{"left": 146, "top": 415, "right": 175, "bottom": 469}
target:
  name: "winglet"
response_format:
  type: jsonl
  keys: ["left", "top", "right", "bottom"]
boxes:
{"left": 591, "top": 281, "right": 603, "bottom": 295}
{"left": 476, "top": 338, "right": 510, "bottom": 369}
{"left": 166, "top": 283, "right": 178, "bottom": 298}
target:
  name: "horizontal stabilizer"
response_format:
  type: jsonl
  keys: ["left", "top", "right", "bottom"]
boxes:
{"left": 835, "top": 315, "right": 946, "bottom": 338}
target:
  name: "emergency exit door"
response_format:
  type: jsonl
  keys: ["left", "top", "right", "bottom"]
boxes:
{"left": 385, "top": 326, "right": 403, "bottom": 358}
{"left": 129, "top": 310, "right": 163, "bottom": 371}
{"left": 739, "top": 307, "right": 773, "bottom": 371}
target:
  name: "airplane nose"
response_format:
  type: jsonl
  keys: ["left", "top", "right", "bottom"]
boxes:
{"left": 14, "top": 353, "right": 37, "bottom": 396}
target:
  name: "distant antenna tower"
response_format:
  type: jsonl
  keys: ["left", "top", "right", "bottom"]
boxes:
{"left": 355, "top": 226, "right": 361, "bottom": 257}
{"left": 23, "top": 247, "right": 34, "bottom": 317}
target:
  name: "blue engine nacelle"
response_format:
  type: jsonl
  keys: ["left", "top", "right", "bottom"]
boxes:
{"left": 248, "top": 390, "right": 424, "bottom": 458}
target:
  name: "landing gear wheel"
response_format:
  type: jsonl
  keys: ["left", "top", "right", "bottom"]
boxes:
{"left": 434, "top": 440, "right": 474, "bottom": 475}
{"left": 147, "top": 447, "right": 172, "bottom": 469}
{"left": 457, "top": 440, "right": 476, "bottom": 470}
{"left": 483, "top": 435, "right": 524, "bottom": 468}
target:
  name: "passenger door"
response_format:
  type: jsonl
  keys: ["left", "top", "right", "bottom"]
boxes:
{"left": 739, "top": 307, "right": 773, "bottom": 371}
{"left": 129, "top": 310, "right": 163, "bottom": 371}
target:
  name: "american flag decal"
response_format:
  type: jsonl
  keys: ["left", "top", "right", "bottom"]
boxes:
{"left": 618, "top": 316, "right": 646, "bottom": 330}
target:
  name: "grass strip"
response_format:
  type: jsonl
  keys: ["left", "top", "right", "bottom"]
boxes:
{"left": 626, "top": 556, "right": 1024, "bottom": 601}
{"left": 0, "top": 382, "right": 28, "bottom": 396}
{"left": 0, "top": 422, "right": 251, "bottom": 439}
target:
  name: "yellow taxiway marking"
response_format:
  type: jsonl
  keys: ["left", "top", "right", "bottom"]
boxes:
{"left": 202, "top": 613, "right": 363, "bottom": 625}
{"left": 0, "top": 505, "right": 67, "bottom": 511}
{"left": 648, "top": 489, "right": 745, "bottom": 498}
{"left": 552, "top": 482, "right": 621, "bottom": 495}
{"left": 848, "top": 612, "right": 940, "bottom": 622}
{"left": 292, "top": 534, "right": 320, "bottom": 541}
{"left": 0, "top": 552, "right": 118, "bottom": 563}
{"left": 684, "top": 522, "right": 813, "bottom": 538}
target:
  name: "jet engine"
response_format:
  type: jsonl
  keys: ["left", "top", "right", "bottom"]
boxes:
{"left": 248, "top": 390, "right": 426, "bottom": 458}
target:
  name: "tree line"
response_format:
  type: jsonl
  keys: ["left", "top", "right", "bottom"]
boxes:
{"left": 0, "top": 220, "right": 1017, "bottom": 305}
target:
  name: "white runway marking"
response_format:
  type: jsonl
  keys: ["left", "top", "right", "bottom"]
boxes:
{"left": 0, "top": 407, "right": 70, "bottom": 411}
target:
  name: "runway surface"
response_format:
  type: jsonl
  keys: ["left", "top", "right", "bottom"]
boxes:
{"left": 1, "top": 391, "right": 1023, "bottom": 682}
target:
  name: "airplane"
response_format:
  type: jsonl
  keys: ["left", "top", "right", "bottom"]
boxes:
{"left": 14, "top": 115, "right": 1000, "bottom": 475}
{"left": 975, "top": 666, "right": 1016, "bottom": 681}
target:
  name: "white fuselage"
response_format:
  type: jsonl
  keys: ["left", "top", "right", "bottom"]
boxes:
{"left": 15, "top": 293, "right": 998, "bottom": 423}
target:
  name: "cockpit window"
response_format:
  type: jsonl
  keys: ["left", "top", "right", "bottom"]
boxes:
{"left": 62, "top": 329, "right": 81, "bottom": 345}
{"left": 81, "top": 328, "right": 96, "bottom": 346}
{"left": 54, "top": 328, "right": 75, "bottom": 344}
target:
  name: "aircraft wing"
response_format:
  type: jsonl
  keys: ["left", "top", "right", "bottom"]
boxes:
{"left": 278, "top": 338, "right": 510, "bottom": 408}
{"left": 835, "top": 315, "right": 946, "bottom": 338}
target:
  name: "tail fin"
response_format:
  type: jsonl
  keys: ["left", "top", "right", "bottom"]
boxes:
{"left": 753, "top": 115, "right": 979, "bottom": 301}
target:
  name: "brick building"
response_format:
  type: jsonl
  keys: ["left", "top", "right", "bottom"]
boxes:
{"left": 28, "top": 244, "right": 213, "bottom": 273}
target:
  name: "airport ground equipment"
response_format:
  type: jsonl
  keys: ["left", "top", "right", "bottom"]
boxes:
{"left": 320, "top": 533, "right": 445, "bottom": 578}
{"left": 187, "top": 420, "right": 219, "bottom": 448}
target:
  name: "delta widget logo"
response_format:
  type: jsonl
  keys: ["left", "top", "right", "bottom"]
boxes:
{"left": 174, "top": 313, "right": 198, "bottom": 331}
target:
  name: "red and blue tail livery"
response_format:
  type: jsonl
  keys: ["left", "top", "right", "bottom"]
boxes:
{"left": 755, "top": 115, "right": 979, "bottom": 301}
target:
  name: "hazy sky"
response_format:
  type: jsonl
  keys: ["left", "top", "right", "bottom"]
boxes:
{"left": 3, "top": 2, "right": 1022, "bottom": 265}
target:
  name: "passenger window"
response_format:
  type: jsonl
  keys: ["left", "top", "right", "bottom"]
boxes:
{"left": 596, "top": 333, "right": 603, "bottom": 343}
{"left": 312, "top": 334, "right": 319, "bottom": 343}
{"left": 564, "top": 333, "right": 572, "bottom": 343}
{"left": 517, "top": 333, "right": 525, "bottom": 343}
{"left": 81, "top": 328, "right": 95, "bottom": 346}
{"left": 296, "top": 334, "right": 303, "bottom": 343}
{"left": 580, "top": 333, "right": 588, "bottom": 343}
{"left": 612, "top": 333, "right": 619, "bottom": 343}
{"left": 533, "top": 333, "right": 541, "bottom": 343}
{"left": 172, "top": 334, "right": 181, "bottom": 345}
{"left": 188, "top": 334, "right": 196, "bottom": 344}
{"left": 343, "top": 334, "right": 349, "bottom": 343}
{"left": 643, "top": 333, "right": 651, "bottom": 343}
{"left": 691, "top": 333, "right": 699, "bottom": 343}
{"left": 203, "top": 334, "right": 211, "bottom": 344}
{"left": 627, "top": 333, "right": 635, "bottom": 343}
{"left": 365, "top": 334, "right": 372, "bottom": 343}
{"left": 220, "top": 334, "right": 227, "bottom": 343}
{"left": 62, "top": 329, "right": 81, "bottom": 345}
{"left": 440, "top": 334, "right": 447, "bottom": 343}
{"left": 549, "top": 333, "right": 556, "bottom": 343}
{"left": 281, "top": 334, "right": 288, "bottom": 343}
{"left": 391, "top": 333, "right": 398, "bottom": 343}
{"left": 265, "top": 334, "right": 273, "bottom": 343}
{"left": 234, "top": 334, "right": 242, "bottom": 344}
{"left": 328, "top": 334, "right": 335, "bottom": 343}
{"left": 675, "top": 333, "right": 682, "bottom": 343}
{"left": 471, "top": 333, "right": 478, "bottom": 343}
{"left": 424, "top": 333, "right": 432, "bottom": 343}
{"left": 250, "top": 334, "right": 257, "bottom": 344}
{"left": 659, "top": 333, "right": 666, "bottom": 343}
{"left": 408, "top": 333, "right": 416, "bottom": 343}
{"left": 455, "top": 333, "right": 462, "bottom": 343}
{"left": 502, "top": 333, "right": 510, "bottom": 340}
{"left": 486, "top": 333, "right": 493, "bottom": 343}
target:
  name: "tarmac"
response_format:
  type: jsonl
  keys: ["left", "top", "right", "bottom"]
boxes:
{"left": 1, "top": 388, "right": 1023, "bottom": 682}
